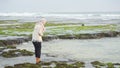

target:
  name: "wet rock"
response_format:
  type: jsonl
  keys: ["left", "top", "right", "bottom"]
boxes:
{"left": 97, "top": 31, "right": 120, "bottom": 38}
{"left": 1, "top": 49, "right": 34, "bottom": 58}
{"left": 20, "top": 49, "right": 34, "bottom": 56}
{"left": 5, "top": 61, "right": 85, "bottom": 68}
{"left": 113, "top": 63, "right": 120, "bottom": 68}
{"left": 75, "top": 34, "right": 96, "bottom": 39}
{"left": 91, "top": 61, "right": 120, "bottom": 68}
{"left": 0, "top": 45, "right": 16, "bottom": 53}
{"left": 55, "top": 61, "right": 85, "bottom": 68}
{"left": 14, "top": 63, "right": 41, "bottom": 68}
{"left": 58, "top": 34, "right": 75, "bottom": 39}
{"left": 57, "top": 31, "right": 120, "bottom": 39}
{"left": 6, "top": 45, "right": 16, "bottom": 49}
{"left": 0, "top": 47, "right": 6, "bottom": 52}
{"left": 114, "top": 63, "right": 120, "bottom": 65}
{"left": 107, "top": 63, "right": 114, "bottom": 68}
{"left": 91, "top": 61, "right": 106, "bottom": 67}
{"left": 55, "top": 62, "right": 68, "bottom": 68}
{"left": 72, "top": 61, "right": 85, "bottom": 67}
{"left": 43, "top": 35, "right": 57, "bottom": 41}
{"left": 41, "top": 62, "right": 52, "bottom": 66}
{"left": 43, "top": 31, "right": 120, "bottom": 40}
{"left": 0, "top": 36, "right": 31, "bottom": 46}
{"left": 1, "top": 31, "right": 120, "bottom": 46}
{"left": 5, "top": 66, "right": 14, "bottom": 68}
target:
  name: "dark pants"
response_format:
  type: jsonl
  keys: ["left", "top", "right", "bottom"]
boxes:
{"left": 32, "top": 42, "right": 41, "bottom": 58}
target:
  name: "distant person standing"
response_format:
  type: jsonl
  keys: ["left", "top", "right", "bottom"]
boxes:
{"left": 32, "top": 18, "right": 47, "bottom": 64}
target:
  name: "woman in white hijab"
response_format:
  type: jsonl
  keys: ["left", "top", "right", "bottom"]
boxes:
{"left": 32, "top": 18, "right": 47, "bottom": 64}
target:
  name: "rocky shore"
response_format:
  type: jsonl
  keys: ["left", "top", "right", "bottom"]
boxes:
{"left": 4, "top": 61, "right": 120, "bottom": 68}
{"left": 0, "top": 31, "right": 120, "bottom": 46}
{"left": 43, "top": 31, "right": 120, "bottom": 41}
{"left": 0, "top": 20, "right": 120, "bottom": 68}
{"left": 0, "top": 36, "right": 31, "bottom": 46}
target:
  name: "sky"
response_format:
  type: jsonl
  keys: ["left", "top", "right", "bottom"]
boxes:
{"left": 0, "top": 0, "right": 120, "bottom": 12}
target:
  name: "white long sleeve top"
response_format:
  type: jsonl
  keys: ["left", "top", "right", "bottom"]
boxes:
{"left": 32, "top": 21, "right": 45, "bottom": 42}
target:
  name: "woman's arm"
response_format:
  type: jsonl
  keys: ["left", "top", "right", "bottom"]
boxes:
{"left": 38, "top": 25, "right": 44, "bottom": 36}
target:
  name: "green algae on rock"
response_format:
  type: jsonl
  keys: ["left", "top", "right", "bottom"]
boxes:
{"left": 5, "top": 61, "right": 85, "bottom": 68}
{"left": 72, "top": 61, "right": 85, "bottom": 67}
{"left": 0, "top": 36, "right": 31, "bottom": 46}
{"left": 6, "top": 45, "right": 16, "bottom": 49}
{"left": 5, "top": 63, "right": 41, "bottom": 68}
{"left": 43, "top": 31, "right": 120, "bottom": 41}
{"left": 107, "top": 62, "right": 114, "bottom": 68}
{"left": 4, "top": 61, "right": 120, "bottom": 68}
{"left": 0, "top": 45, "right": 16, "bottom": 52}
{"left": 91, "top": 61, "right": 120, "bottom": 68}
{"left": 0, "top": 21, "right": 119, "bottom": 36}
{"left": 91, "top": 61, "right": 106, "bottom": 68}
{"left": 4, "top": 66, "right": 14, "bottom": 68}
{"left": 0, "top": 46, "right": 6, "bottom": 52}
{"left": 1, "top": 49, "right": 34, "bottom": 58}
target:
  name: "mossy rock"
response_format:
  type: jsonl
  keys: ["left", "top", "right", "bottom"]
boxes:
{"left": 0, "top": 21, "right": 120, "bottom": 40}
{"left": 55, "top": 62, "right": 69, "bottom": 68}
{"left": 91, "top": 61, "right": 120, "bottom": 68}
{"left": 55, "top": 61, "right": 85, "bottom": 68}
{"left": 114, "top": 63, "right": 120, "bottom": 65}
{"left": 15, "top": 63, "right": 41, "bottom": 68}
{"left": 0, "top": 46, "right": 6, "bottom": 52}
{"left": 74, "top": 34, "right": 94, "bottom": 39}
{"left": 91, "top": 61, "right": 106, "bottom": 67}
{"left": 1, "top": 49, "right": 34, "bottom": 58}
{"left": 6, "top": 45, "right": 16, "bottom": 49}
{"left": 5, "top": 61, "right": 86, "bottom": 68}
{"left": 19, "top": 49, "right": 34, "bottom": 56}
{"left": 58, "top": 34, "right": 75, "bottom": 39}
{"left": 72, "top": 61, "right": 85, "bottom": 67}
{"left": 9, "top": 63, "right": 41, "bottom": 68}
{"left": 1, "top": 51, "right": 19, "bottom": 58}
{"left": 107, "top": 63, "right": 114, "bottom": 68}
{"left": 0, "top": 37, "right": 31, "bottom": 46}
{"left": 0, "top": 45, "right": 16, "bottom": 52}
{"left": 5, "top": 66, "right": 14, "bottom": 68}
{"left": 41, "top": 62, "right": 52, "bottom": 65}
{"left": 42, "top": 35, "right": 57, "bottom": 41}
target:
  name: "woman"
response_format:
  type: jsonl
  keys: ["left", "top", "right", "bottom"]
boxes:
{"left": 32, "top": 18, "right": 47, "bottom": 64}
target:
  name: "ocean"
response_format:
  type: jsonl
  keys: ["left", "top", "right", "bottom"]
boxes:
{"left": 0, "top": 12, "right": 120, "bottom": 24}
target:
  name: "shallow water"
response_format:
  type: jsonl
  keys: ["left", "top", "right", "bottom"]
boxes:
{"left": 42, "top": 37, "right": 120, "bottom": 62}
{"left": 0, "top": 37, "right": 120, "bottom": 68}
{"left": 17, "top": 37, "right": 120, "bottom": 62}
